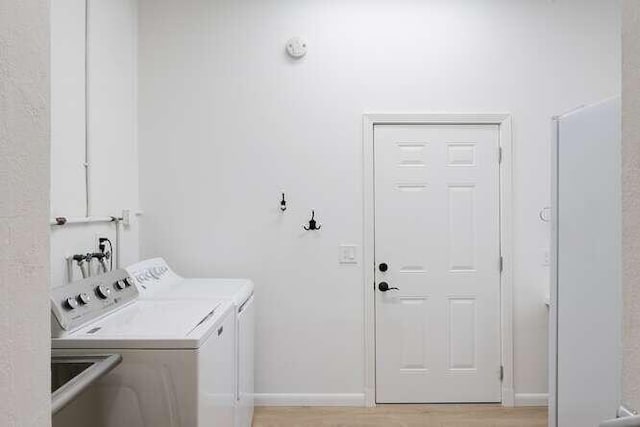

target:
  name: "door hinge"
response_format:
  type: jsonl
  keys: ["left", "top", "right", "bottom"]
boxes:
{"left": 499, "top": 365, "right": 504, "bottom": 381}
{"left": 499, "top": 256, "right": 504, "bottom": 273}
{"left": 498, "top": 146, "right": 503, "bottom": 164}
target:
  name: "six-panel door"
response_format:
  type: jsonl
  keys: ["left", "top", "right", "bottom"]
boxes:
{"left": 374, "top": 124, "right": 502, "bottom": 403}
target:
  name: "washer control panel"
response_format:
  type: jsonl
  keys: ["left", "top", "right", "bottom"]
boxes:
{"left": 51, "top": 269, "right": 138, "bottom": 336}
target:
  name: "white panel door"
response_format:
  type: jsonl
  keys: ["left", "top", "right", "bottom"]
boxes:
{"left": 374, "top": 124, "right": 501, "bottom": 403}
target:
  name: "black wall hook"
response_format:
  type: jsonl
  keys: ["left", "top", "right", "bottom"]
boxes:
{"left": 303, "top": 210, "right": 322, "bottom": 231}
{"left": 280, "top": 193, "right": 287, "bottom": 211}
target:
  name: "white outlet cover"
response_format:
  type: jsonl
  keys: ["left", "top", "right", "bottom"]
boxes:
{"left": 286, "top": 37, "right": 307, "bottom": 58}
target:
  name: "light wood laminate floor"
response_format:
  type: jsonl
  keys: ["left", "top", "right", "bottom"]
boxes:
{"left": 253, "top": 405, "right": 548, "bottom": 427}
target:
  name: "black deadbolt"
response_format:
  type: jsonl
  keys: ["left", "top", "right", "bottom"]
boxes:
{"left": 379, "top": 263, "right": 388, "bottom": 272}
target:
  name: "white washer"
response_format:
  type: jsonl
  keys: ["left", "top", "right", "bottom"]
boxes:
{"left": 126, "top": 258, "right": 254, "bottom": 427}
{"left": 51, "top": 269, "right": 235, "bottom": 427}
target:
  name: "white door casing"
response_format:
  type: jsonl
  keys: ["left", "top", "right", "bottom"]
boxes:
{"left": 374, "top": 124, "right": 501, "bottom": 403}
{"left": 362, "top": 113, "right": 514, "bottom": 407}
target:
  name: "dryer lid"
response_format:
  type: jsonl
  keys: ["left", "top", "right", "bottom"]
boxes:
{"left": 144, "top": 278, "right": 254, "bottom": 306}
{"left": 125, "top": 258, "right": 254, "bottom": 306}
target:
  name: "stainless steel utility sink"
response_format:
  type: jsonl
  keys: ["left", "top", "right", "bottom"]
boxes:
{"left": 51, "top": 354, "right": 122, "bottom": 414}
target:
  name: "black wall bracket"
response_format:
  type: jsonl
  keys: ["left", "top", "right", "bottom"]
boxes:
{"left": 280, "top": 193, "right": 287, "bottom": 211}
{"left": 303, "top": 210, "right": 322, "bottom": 231}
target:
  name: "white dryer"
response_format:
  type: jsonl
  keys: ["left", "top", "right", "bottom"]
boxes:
{"left": 126, "top": 258, "right": 254, "bottom": 427}
{"left": 51, "top": 269, "right": 235, "bottom": 427}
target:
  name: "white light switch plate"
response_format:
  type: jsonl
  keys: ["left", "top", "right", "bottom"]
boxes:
{"left": 339, "top": 245, "right": 358, "bottom": 264}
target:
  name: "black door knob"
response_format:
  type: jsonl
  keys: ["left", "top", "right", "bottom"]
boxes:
{"left": 379, "top": 263, "right": 388, "bottom": 272}
{"left": 378, "top": 282, "right": 399, "bottom": 292}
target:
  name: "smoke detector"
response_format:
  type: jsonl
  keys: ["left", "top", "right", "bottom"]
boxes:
{"left": 286, "top": 37, "right": 307, "bottom": 59}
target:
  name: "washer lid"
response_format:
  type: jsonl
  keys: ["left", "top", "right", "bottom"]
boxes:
{"left": 52, "top": 299, "right": 232, "bottom": 350}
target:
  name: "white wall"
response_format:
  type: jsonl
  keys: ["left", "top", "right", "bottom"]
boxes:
{"left": 622, "top": 0, "right": 640, "bottom": 413}
{"left": 0, "top": 0, "right": 51, "bottom": 424}
{"left": 138, "top": 0, "right": 620, "bottom": 401}
{"left": 50, "top": 0, "right": 139, "bottom": 287}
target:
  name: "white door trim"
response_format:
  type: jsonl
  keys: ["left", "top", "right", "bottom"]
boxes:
{"left": 362, "top": 113, "right": 514, "bottom": 407}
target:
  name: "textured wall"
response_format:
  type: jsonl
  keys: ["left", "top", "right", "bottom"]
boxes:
{"left": 0, "top": 0, "right": 51, "bottom": 425}
{"left": 622, "top": 0, "right": 640, "bottom": 412}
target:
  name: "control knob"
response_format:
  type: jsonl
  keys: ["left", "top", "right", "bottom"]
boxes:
{"left": 64, "top": 297, "right": 79, "bottom": 310}
{"left": 114, "top": 280, "right": 126, "bottom": 291}
{"left": 77, "top": 293, "right": 91, "bottom": 305}
{"left": 95, "top": 285, "right": 111, "bottom": 299}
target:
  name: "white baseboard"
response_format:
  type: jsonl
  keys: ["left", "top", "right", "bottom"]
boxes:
{"left": 514, "top": 393, "right": 549, "bottom": 407}
{"left": 255, "top": 393, "right": 366, "bottom": 407}
{"left": 255, "top": 392, "right": 545, "bottom": 408}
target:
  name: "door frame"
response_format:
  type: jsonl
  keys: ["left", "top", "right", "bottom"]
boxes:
{"left": 362, "top": 113, "right": 514, "bottom": 407}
